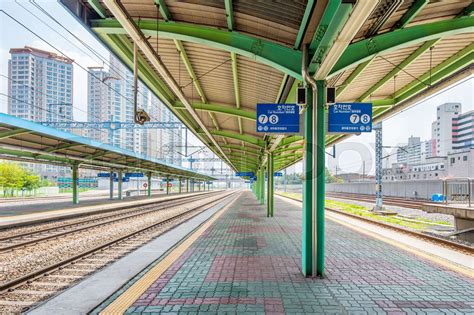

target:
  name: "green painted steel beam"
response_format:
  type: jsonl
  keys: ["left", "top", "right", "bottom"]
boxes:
{"left": 220, "top": 144, "right": 261, "bottom": 155}
{"left": 200, "top": 130, "right": 265, "bottom": 147}
{"left": 373, "top": 99, "right": 395, "bottom": 107}
{"left": 336, "top": 59, "right": 373, "bottom": 96}
{"left": 174, "top": 39, "right": 207, "bottom": 103}
{"left": 0, "top": 147, "right": 72, "bottom": 164}
{"left": 224, "top": 148, "right": 260, "bottom": 158}
{"left": 294, "top": 0, "right": 315, "bottom": 49}
{"left": 174, "top": 101, "right": 256, "bottom": 120}
{"left": 393, "top": 0, "right": 429, "bottom": 29}
{"left": 457, "top": 3, "right": 474, "bottom": 17}
{"left": 272, "top": 145, "right": 304, "bottom": 154}
{"left": 230, "top": 52, "right": 243, "bottom": 134}
{"left": 357, "top": 39, "right": 439, "bottom": 101}
{"left": 308, "top": 1, "right": 353, "bottom": 74}
{"left": 278, "top": 135, "right": 303, "bottom": 147}
{"left": 274, "top": 152, "right": 303, "bottom": 161}
{"left": 394, "top": 43, "right": 474, "bottom": 100}
{"left": 154, "top": 0, "right": 171, "bottom": 21}
{"left": 0, "top": 129, "right": 30, "bottom": 139}
{"left": 227, "top": 154, "right": 258, "bottom": 164}
{"left": 92, "top": 19, "right": 303, "bottom": 80}
{"left": 331, "top": 17, "right": 474, "bottom": 76}
{"left": 224, "top": 0, "right": 234, "bottom": 31}
{"left": 394, "top": 51, "right": 473, "bottom": 104}
{"left": 44, "top": 143, "right": 85, "bottom": 153}
{"left": 87, "top": 0, "right": 107, "bottom": 18}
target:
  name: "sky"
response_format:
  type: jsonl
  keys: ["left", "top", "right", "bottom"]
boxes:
{"left": 1, "top": 0, "right": 472, "bottom": 175}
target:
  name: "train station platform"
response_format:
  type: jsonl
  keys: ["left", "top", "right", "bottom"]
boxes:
{"left": 31, "top": 191, "right": 474, "bottom": 314}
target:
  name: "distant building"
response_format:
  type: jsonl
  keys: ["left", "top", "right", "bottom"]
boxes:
{"left": 431, "top": 102, "right": 462, "bottom": 156}
{"left": 87, "top": 55, "right": 183, "bottom": 166}
{"left": 396, "top": 136, "right": 422, "bottom": 165}
{"left": 406, "top": 156, "right": 447, "bottom": 180}
{"left": 447, "top": 148, "right": 474, "bottom": 178}
{"left": 8, "top": 46, "right": 73, "bottom": 123}
{"left": 452, "top": 110, "right": 473, "bottom": 151}
{"left": 383, "top": 163, "right": 408, "bottom": 181}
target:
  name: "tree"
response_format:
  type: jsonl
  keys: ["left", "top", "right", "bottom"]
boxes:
{"left": 0, "top": 162, "right": 42, "bottom": 197}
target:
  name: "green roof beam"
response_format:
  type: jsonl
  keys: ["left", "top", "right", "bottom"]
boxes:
{"left": 154, "top": 0, "right": 171, "bottom": 21}
{"left": 393, "top": 0, "right": 429, "bottom": 29}
{"left": 44, "top": 143, "right": 86, "bottom": 153}
{"left": 0, "top": 147, "right": 72, "bottom": 164}
{"left": 357, "top": 39, "right": 439, "bottom": 102}
{"left": 294, "top": 0, "right": 315, "bottom": 49}
{"left": 308, "top": 1, "right": 353, "bottom": 74}
{"left": 0, "top": 129, "right": 30, "bottom": 139}
{"left": 87, "top": 0, "right": 107, "bottom": 18}
{"left": 394, "top": 50, "right": 473, "bottom": 104}
{"left": 92, "top": 19, "right": 303, "bottom": 80}
{"left": 336, "top": 59, "right": 373, "bottom": 96}
{"left": 200, "top": 130, "right": 265, "bottom": 147}
{"left": 394, "top": 43, "right": 474, "bottom": 100}
{"left": 174, "top": 101, "right": 256, "bottom": 120}
{"left": 220, "top": 144, "right": 261, "bottom": 155}
{"left": 278, "top": 135, "right": 303, "bottom": 147}
{"left": 273, "top": 145, "right": 304, "bottom": 154}
{"left": 331, "top": 16, "right": 474, "bottom": 76}
{"left": 224, "top": 0, "right": 234, "bottom": 31}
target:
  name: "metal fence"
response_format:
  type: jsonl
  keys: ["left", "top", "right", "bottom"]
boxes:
{"left": 443, "top": 178, "right": 473, "bottom": 207}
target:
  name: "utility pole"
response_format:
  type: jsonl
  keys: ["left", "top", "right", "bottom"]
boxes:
{"left": 373, "top": 122, "right": 383, "bottom": 210}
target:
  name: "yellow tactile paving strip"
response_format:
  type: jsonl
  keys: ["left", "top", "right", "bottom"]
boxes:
{"left": 100, "top": 193, "right": 240, "bottom": 315}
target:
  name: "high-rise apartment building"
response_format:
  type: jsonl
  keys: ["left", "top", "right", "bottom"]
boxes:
{"left": 8, "top": 46, "right": 73, "bottom": 123}
{"left": 87, "top": 55, "right": 183, "bottom": 165}
{"left": 452, "top": 110, "right": 473, "bottom": 151}
{"left": 431, "top": 102, "right": 462, "bottom": 156}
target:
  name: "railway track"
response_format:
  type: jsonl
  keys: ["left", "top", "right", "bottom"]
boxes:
{"left": 0, "top": 190, "right": 238, "bottom": 314}
{"left": 326, "top": 192, "right": 427, "bottom": 209}
{"left": 276, "top": 193, "right": 473, "bottom": 255}
{"left": 0, "top": 191, "right": 223, "bottom": 251}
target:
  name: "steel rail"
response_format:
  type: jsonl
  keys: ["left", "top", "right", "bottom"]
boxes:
{"left": 276, "top": 193, "right": 473, "bottom": 254}
{"left": 0, "top": 191, "right": 223, "bottom": 250}
{"left": 0, "top": 191, "right": 237, "bottom": 293}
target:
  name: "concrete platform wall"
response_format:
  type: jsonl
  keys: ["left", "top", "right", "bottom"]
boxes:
{"left": 326, "top": 180, "right": 444, "bottom": 199}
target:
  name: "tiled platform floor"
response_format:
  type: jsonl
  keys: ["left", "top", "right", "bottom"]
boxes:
{"left": 94, "top": 191, "right": 474, "bottom": 314}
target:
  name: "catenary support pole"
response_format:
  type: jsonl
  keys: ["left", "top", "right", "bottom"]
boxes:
{"left": 147, "top": 172, "right": 151, "bottom": 197}
{"left": 72, "top": 164, "right": 79, "bottom": 204}
{"left": 118, "top": 170, "right": 123, "bottom": 200}
{"left": 109, "top": 170, "right": 114, "bottom": 200}
{"left": 315, "top": 80, "right": 326, "bottom": 277}
{"left": 267, "top": 152, "right": 274, "bottom": 217}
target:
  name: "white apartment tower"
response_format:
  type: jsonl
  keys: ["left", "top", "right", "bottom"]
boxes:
{"left": 431, "top": 102, "right": 462, "bottom": 156}
{"left": 8, "top": 46, "right": 73, "bottom": 123}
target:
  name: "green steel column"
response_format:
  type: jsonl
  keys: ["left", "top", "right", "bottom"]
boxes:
{"left": 118, "top": 170, "right": 123, "bottom": 200}
{"left": 186, "top": 178, "right": 189, "bottom": 192}
{"left": 72, "top": 164, "right": 79, "bottom": 204}
{"left": 179, "top": 178, "right": 182, "bottom": 193}
{"left": 166, "top": 176, "right": 170, "bottom": 195}
{"left": 267, "top": 153, "right": 274, "bottom": 217}
{"left": 259, "top": 168, "right": 264, "bottom": 204}
{"left": 147, "top": 172, "right": 152, "bottom": 197}
{"left": 315, "top": 80, "right": 326, "bottom": 276}
{"left": 302, "top": 87, "right": 313, "bottom": 276}
{"left": 109, "top": 170, "right": 114, "bottom": 200}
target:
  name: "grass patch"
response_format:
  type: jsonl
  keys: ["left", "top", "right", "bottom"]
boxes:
{"left": 275, "top": 191, "right": 446, "bottom": 231}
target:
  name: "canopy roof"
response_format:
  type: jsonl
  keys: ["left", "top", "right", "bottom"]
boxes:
{"left": 0, "top": 113, "right": 215, "bottom": 181}
{"left": 61, "top": 0, "right": 473, "bottom": 172}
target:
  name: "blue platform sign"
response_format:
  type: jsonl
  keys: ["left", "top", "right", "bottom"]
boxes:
{"left": 113, "top": 177, "right": 130, "bottom": 182}
{"left": 256, "top": 103, "right": 299, "bottom": 133}
{"left": 235, "top": 172, "right": 255, "bottom": 177}
{"left": 125, "top": 172, "right": 144, "bottom": 178}
{"left": 328, "top": 103, "right": 372, "bottom": 133}
{"left": 274, "top": 172, "right": 283, "bottom": 177}
{"left": 97, "top": 172, "right": 116, "bottom": 178}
